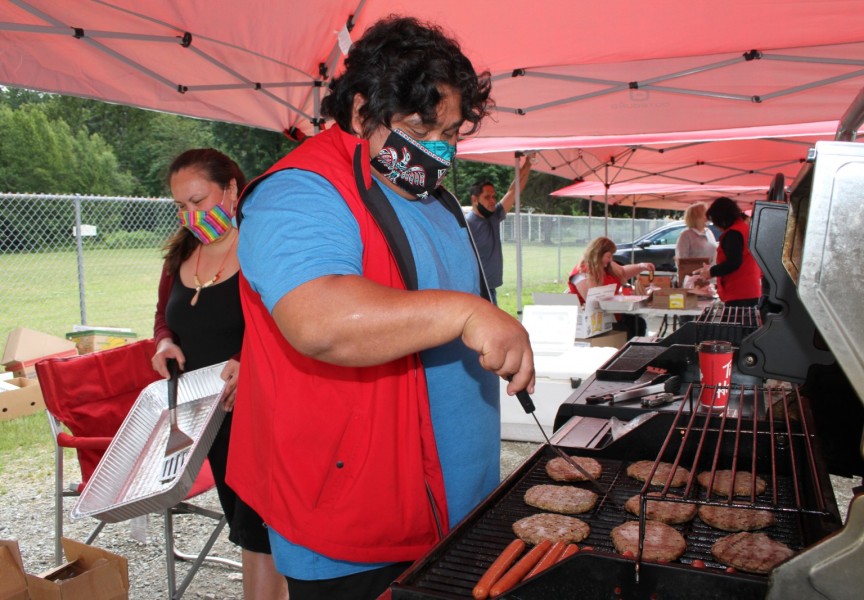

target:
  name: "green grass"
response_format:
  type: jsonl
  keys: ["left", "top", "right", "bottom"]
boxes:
{"left": 0, "top": 412, "right": 54, "bottom": 482}
{"left": 0, "top": 241, "right": 586, "bottom": 458}
{"left": 497, "top": 242, "right": 586, "bottom": 316}
{"left": 0, "top": 247, "right": 163, "bottom": 342}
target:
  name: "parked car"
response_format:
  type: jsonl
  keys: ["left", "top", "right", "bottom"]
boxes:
{"left": 613, "top": 221, "right": 721, "bottom": 272}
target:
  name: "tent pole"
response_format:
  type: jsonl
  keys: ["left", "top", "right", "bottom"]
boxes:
{"left": 313, "top": 85, "right": 322, "bottom": 135}
{"left": 603, "top": 164, "right": 609, "bottom": 237}
{"left": 514, "top": 153, "right": 523, "bottom": 318}
{"left": 588, "top": 199, "right": 593, "bottom": 242}
{"left": 631, "top": 201, "right": 636, "bottom": 264}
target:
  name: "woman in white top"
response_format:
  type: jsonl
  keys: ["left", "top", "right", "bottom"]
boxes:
{"left": 676, "top": 202, "right": 717, "bottom": 275}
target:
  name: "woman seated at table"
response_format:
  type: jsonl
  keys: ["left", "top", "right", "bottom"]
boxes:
{"left": 568, "top": 236, "right": 655, "bottom": 338}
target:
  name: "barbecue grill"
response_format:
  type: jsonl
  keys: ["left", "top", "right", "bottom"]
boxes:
{"left": 391, "top": 383, "right": 839, "bottom": 599}
{"left": 390, "top": 92, "right": 864, "bottom": 599}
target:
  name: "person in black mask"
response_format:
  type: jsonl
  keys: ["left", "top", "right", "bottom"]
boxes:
{"left": 466, "top": 158, "right": 532, "bottom": 305}
{"left": 227, "top": 15, "right": 535, "bottom": 600}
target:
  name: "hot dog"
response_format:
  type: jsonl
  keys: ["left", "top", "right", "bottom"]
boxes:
{"left": 472, "top": 538, "right": 525, "bottom": 600}
{"left": 558, "top": 543, "right": 580, "bottom": 561}
{"left": 525, "top": 540, "right": 567, "bottom": 579}
{"left": 489, "top": 539, "right": 553, "bottom": 598}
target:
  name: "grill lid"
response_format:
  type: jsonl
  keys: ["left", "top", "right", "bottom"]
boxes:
{"left": 796, "top": 140, "right": 864, "bottom": 405}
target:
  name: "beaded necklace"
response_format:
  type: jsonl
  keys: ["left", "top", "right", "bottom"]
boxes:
{"left": 190, "top": 229, "right": 237, "bottom": 306}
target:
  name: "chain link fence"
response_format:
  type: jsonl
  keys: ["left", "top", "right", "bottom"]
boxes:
{"left": 0, "top": 193, "right": 671, "bottom": 344}
{"left": 500, "top": 212, "right": 667, "bottom": 291}
{"left": 1, "top": 193, "right": 174, "bottom": 344}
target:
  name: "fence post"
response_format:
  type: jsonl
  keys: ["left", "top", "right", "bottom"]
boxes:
{"left": 556, "top": 217, "right": 562, "bottom": 282}
{"left": 73, "top": 195, "right": 87, "bottom": 325}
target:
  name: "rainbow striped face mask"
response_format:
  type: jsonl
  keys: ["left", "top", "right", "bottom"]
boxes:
{"left": 178, "top": 196, "right": 232, "bottom": 245}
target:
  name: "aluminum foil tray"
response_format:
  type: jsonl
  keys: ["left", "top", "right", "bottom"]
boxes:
{"left": 598, "top": 295, "right": 649, "bottom": 312}
{"left": 71, "top": 362, "right": 227, "bottom": 523}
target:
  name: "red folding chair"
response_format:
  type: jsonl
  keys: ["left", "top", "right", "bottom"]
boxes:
{"left": 36, "top": 338, "right": 236, "bottom": 599}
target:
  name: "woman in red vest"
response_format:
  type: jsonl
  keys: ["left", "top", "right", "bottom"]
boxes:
{"left": 695, "top": 197, "right": 762, "bottom": 307}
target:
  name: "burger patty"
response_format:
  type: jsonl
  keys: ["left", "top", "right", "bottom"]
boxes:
{"left": 512, "top": 513, "right": 591, "bottom": 546}
{"left": 697, "top": 470, "right": 767, "bottom": 497}
{"left": 626, "top": 460, "right": 691, "bottom": 487}
{"left": 711, "top": 532, "right": 794, "bottom": 574}
{"left": 624, "top": 492, "right": 697, "bottom": 525}
{"left": 698, "top": 504, "right": 776, "bottom": 532}
{"left": 525, "top": 484, "right": 598, "bottom": 515}
{"left": 545, "top": 456, "right": 603, "bottom": 482}
{"left": 611, "top": 520, "right": 687, "bottom": 562}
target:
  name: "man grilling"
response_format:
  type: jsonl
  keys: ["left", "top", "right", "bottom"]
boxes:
{"left": 227, "top": 15, "right": 535, "bottom": 600}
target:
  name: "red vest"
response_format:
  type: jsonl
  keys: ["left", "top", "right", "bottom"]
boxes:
{"left": 567, "top": 264, "right": 621, "bottom": 301}
{"left": 716, "top": 219, "right": 762, "bottom": 303}
{"left": 226, "top": 126, "right": 449, "bottom": 563}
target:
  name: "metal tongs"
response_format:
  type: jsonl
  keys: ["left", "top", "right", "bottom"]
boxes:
{"left": 585, "top": 375, "right": 681, "bottom": 405}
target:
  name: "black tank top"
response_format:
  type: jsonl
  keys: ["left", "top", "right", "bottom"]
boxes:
{"left": 165, "top": 271, "right": 244, "bottom": 372}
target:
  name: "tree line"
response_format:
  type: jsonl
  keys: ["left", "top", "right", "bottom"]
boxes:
{"left": 0, "top": 86, "right": 667, "bottom": 220}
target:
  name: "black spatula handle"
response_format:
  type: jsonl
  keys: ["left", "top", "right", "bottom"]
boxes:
{"left": 166, "top": 358, "right": 180, "bottom": 412}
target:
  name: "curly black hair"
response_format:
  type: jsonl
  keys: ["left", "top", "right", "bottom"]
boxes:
{"left": 706, "top": 196, "right": 744, "bottom": 230}
{"left": 321, "top": 15, "right": 492, "bottom": 138}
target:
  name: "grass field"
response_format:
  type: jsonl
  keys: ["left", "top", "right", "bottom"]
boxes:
{"left": 0, "top": 241, "right": 586, "bottom": 460}
{"left": 0, "top": 247, "right": 164, "bottom": 343}
{"left": 0, "top": 242, "right": 585, "bottom": 342}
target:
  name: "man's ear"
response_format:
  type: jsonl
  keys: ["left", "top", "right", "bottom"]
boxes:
{"left": 350, "top": 93, "right": 367, "bottom": 135}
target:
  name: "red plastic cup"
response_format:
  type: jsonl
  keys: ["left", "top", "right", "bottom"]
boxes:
{"left": 697, "top": 340, "right": 734, "bottom": 410}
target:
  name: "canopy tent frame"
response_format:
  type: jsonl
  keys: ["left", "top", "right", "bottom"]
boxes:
{"left": 4, "top": 2, "right": 864, "bottom": 137}
{"left": 493, "top": 52, "right": 864, "bottom": 118}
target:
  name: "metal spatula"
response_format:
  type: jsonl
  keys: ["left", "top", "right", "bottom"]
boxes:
{"left": 160, "top": 359, "right": 193, "bottom": 482}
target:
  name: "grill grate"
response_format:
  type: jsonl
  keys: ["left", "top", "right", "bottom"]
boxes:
{"left": 649, "top": 382, "right": 827, "bottom": 515}
{"left": 695, "top": 305, "right": 762, "bottom": 328}
{"left": 392, "top": 383, "right": 838, "bottom": 600}
{"left": 660, "top": 305, "right": 762, "bottom": 348}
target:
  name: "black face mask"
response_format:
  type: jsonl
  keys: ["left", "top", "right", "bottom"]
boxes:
{"left": 475, "top": 202, "right": 496, "bottom": 218}
{"left": 370, "top": 128, "right": 453, "bottom": 200}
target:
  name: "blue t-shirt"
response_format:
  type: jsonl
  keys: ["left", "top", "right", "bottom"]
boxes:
{"left": 239, "top": 169, "right": 500, "bottom": 580}
{"left": 465, "top": 204, "right": 506, "bottom": 289}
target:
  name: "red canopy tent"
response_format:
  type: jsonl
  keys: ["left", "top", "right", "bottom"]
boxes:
{"left": 2, "top": 1, "right": 864, "bottom": 140}
{"left": 3, "top": 1, "right": 863, "bottom": 313}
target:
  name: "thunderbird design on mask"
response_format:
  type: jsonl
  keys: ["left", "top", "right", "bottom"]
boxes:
{"left": 377, "top": 146, "right": 426, "bottom": 187}
{"left": 370, "top": 128, "right": 454, "bottom": 200}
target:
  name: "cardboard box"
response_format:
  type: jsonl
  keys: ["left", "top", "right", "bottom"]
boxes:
{"left": 574, "top": 284, "right": 616, "bottom": 338}
{"left": 649, "top": 288, "right": 698, "bottom": 310}
{"left": 2, "top": 328, "right": 78, "bottom": 378}
{"left": 0, "top": 542, "right": 29, "bottom": 600}
{"left": 0, "top": 377, "right": 45, "bottom": 421}
{"left": 677, "top": 257, "right": 711, "bottom": 278}
{"left": 0, "top": 538, "right": 128, "bottom": 600}
{"left": 64, "top": 329, "right": 137, "bottom": 355}
{"left": 637, "top": 272, "right": 673, "bottom": 290}
{"left": 575, "top": 329, "right": 628, "bottom": 349}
